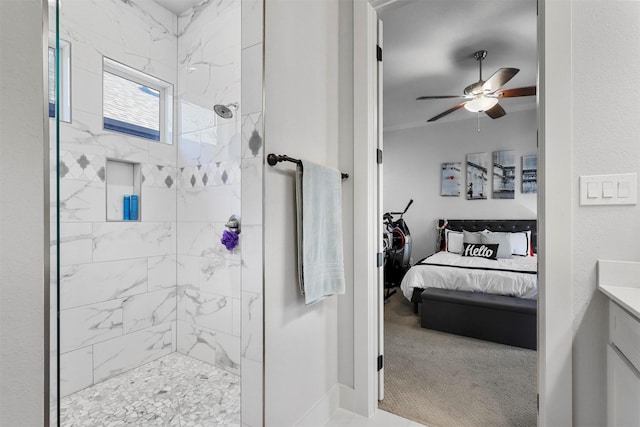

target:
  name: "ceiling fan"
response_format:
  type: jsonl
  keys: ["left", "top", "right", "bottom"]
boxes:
{"left": 416, "top": 50, "right": 536, "bottom": 122}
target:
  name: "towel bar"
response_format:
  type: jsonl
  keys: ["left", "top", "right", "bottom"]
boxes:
{"left": 267, "top": 153, "right": 349, "bottom": 179}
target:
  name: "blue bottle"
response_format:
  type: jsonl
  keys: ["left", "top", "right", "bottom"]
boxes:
{"left": 130, "top": 195, "right": 139, "bottom": 221}
{"left": 123, "top": 195, "right": 130, "bottom": 220}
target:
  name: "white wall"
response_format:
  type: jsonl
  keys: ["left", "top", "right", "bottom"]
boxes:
{"left": 570, "top": 2, "right": 640, "bottom": 424}
{"left": 384, "top": 108, "right": 537, "bottom": 260}
{"left": 263, "top": 0, "right": 343, "bottom": 425}
{"left": 0, "top": 0, "right": 47, "bottom": 424}
{"left": 338, "top": 0, "right": 355, "bottom": 391}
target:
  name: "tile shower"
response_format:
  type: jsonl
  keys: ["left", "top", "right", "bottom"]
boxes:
{"left": 49, "top": 0, "right": 264, "bottom": 425}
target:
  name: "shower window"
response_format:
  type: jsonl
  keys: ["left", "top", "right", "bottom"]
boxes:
{"left": 102, "top": 57, "right": 173, "bottom": 144}
{"left": 48, "top": 37, "right": 71, "bottom": 122}
{"left": 48, "top": 47, "right": 55, "bottom": 117}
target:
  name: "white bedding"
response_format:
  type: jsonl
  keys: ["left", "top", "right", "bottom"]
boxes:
{"left": 400, "top": 251, "right": 538, "bottom": 300}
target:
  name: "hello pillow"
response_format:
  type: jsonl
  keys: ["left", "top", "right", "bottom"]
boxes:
{"left": 462, "top": 243, "right": 499, "bottom": 260}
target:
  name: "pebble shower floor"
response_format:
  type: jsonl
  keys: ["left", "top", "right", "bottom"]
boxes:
{"left": 58, "top": 352, "right": 240, "bottom": 426}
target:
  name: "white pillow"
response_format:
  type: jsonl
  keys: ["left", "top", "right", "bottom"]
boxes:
{"left": 481, "top": 231, "right": 513, "bottom": 259}
{"left": 445, "top": 229, "right": 463, "bottom": 254}
{"left": 510, "top": 231, "right": 532, "bottom": 256}
{"left": 463, "top": 229, "right": 488, "bottom": 244}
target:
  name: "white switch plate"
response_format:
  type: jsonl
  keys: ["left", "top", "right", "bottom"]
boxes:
{"left": 580, "top": 173, "right": 638, "bottom": 205}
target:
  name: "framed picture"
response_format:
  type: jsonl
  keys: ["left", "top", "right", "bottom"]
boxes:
{"left": 441, "top": 162, "right": 461, "bottom": 196}
{"left": 466, "top": 152, "right": 488, "bottom": 200}
{"left": 492, "top": 150, "right": 515, "bottom": 199}
{"left": 522, "top": 154, "right": 537, "bottom": 194}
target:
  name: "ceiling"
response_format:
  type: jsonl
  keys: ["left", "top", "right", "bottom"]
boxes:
{"left": 377, "top": 0, "right": 537, "bottom": 131}
{"left": 151, "top": 0, "right": 536, "bottom": 129}
{"left": 153, "top": 0, "right": 201, "bottom": 15}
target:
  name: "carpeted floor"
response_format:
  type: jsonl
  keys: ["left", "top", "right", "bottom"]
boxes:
{"left": 378, "top": 291, "right": 537, "bottom": 427}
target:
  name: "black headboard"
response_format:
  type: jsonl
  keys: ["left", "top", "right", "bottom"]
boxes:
{"left": 438, "top": 219, "right": 537, "bottom": 254}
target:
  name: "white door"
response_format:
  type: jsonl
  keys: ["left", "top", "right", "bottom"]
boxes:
{"left": 352, "top": 0, "right": 389, "bottom": 415}
{"left": 376, "top": 16, "right": 384, "bottom": 401}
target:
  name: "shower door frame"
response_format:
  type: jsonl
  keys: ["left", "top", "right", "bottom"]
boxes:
{"left": 42, "top": 0, "right": 52, "bottom": 425}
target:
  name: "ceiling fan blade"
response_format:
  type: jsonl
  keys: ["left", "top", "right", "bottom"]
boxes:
{"left": 427, "top": 102, "right": 467, "bottom": 122}
{"left": 482, "top": 68, "right": 519, "bottom": 92}
{"left": 494, "top": 86, "right": 537, "bottom": 98}
{"left": 416, "top": 95, "right": 468, "bottom": 100}
{"left": 485, "top": 103, "right": 506, "bottom": 119}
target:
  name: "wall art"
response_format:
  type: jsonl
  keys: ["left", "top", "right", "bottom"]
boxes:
{"left": 492, "top": 150, "right": 515, "bottom": 199}
{"left": 441, "top": 162, "right": 461, "bottom": 196}
{"left": 466, "top": 152, "right": 489, "bottom": 200}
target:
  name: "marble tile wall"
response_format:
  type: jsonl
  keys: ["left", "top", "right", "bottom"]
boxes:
{"left": 51, "top": 0, "right": 180, "bottom": 398}
{"left": 175, "top": 0, "right": 243, "bottom": 379}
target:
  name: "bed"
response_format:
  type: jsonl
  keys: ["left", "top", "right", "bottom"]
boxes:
{"left": 401, "top": 219, "right": 538, "bottom": 349}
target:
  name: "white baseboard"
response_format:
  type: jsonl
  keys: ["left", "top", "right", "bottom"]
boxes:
{"left": 338, "top": 384, "right": 356, "bottom": 413}
{"left": 294, "top": 384, "right": 341, "bottom": 427}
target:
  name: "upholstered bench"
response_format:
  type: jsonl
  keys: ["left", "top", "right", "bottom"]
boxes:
{"left": 420, "top": 288, "right": 537, "bottom": 350}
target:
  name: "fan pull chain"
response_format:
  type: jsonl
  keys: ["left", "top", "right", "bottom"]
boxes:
{"left": 477, "top": 112, "right": 481, "bottom": 132}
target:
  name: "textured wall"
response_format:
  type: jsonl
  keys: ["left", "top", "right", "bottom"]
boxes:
{"left": 0, "top": 0, "right": 46, "bottom": 424}
{"left": 571, "top": 2, "right": 640, "bottom": 424}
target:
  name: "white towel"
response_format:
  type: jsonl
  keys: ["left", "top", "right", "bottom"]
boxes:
{"left": 296, "top": 160, "right": 346, "bottom": 305}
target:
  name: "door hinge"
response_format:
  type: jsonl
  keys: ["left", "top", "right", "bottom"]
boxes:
{"left": 376, "top": 149, "right": 383, "bottom": 164}
{"left": 376, "top": 252, "right": 383, "bottom": 267}
{"left": 537, "top": 393, "right": 539, "bottom": 413}
{"left": 377, "top": 45, "right": 382, "bottom": 62}
{"left": 377, "top": 355, "right": 384, "bottom": 371}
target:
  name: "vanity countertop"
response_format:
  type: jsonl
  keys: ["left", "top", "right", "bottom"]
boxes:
{"left": 598, "top": 285, "right": 640, "bottom": 320}
{"left": 598, "top": 260, "right": 640, "bottom": 319}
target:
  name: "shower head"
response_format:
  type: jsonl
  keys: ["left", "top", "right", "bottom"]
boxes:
{"left": 213, "top": 102, "right": 239, "bottom": 119}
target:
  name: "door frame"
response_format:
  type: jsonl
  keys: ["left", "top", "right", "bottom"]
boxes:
{"left": 353, "top": 0, "right": 380, "bottom": 416}
{"left": 351, "top": 0, "right": 574, "bottom": 424}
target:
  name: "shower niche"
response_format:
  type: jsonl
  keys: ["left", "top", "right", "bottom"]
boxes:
{"left": 105, "top": 159, "right": 141, "bottom": 221}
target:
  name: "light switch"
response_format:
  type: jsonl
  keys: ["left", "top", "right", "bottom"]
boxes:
{"left": 587, "top": 182, "right": 599, "bottom": 198}
{"left": 602, "top": 181, "right": 615, "bottom": 198}
{"left": 580, "top": 173, "right": 637, "bottom": 206}
{"left": 618, "top": 181, "right": 631, "bottom": 198}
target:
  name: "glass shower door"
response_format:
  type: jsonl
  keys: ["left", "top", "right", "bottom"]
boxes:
{"left": 49, "top": 0, "right": 263, "bottom": 425}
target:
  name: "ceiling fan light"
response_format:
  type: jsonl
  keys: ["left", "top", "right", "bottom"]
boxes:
{"left": 464, "top": 96, "right": 498, "bottom": 113}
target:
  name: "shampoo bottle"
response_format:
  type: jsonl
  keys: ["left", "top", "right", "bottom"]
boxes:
{"left": 123, "top": 195, "right": 130, "bottom": 220}
{"left": 130, "top": 195, "right": 139, "bottom": 220}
